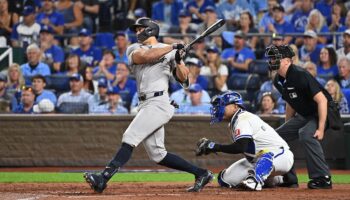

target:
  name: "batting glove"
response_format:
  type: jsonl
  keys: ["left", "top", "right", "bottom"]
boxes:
{"left": 172, "top": 43, "right": 185, "bottom": 50}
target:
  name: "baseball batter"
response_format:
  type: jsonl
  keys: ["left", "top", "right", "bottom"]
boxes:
{"left": 195, "top": 91, "right": 294, "bottom": 190}
{"left": 84, "top": 17, "right": 213, "bottom": 193}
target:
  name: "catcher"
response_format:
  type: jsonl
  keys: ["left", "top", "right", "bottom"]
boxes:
{"left": 196, "top": 91, "right": 294, "bottom": 190}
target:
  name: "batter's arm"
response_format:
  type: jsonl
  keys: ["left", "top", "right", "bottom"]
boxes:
{"left": 132, "top": 46, "right": 174, "bottom": 65}
{"left": 313, "top": 91, "right": 328, "bottom": 140}
{"left": 285, "top": 103, "right": 296, "bottom": 122}
{"left": 175, "top": 61, "right": 189, "bottom": 83}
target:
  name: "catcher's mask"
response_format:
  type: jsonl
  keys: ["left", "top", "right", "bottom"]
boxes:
{"left": 265, "top": 45, "right": 295, "bottom": 71}
{"left": 210, "top": 91, "right": 244, "bottom": 124}
{"left": 130, "top": 17, "right": 159, "bottom": 43}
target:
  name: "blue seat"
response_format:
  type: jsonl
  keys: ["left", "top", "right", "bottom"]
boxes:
{"left": 57, "top": 102, "right": 89, "bottom": 114}
{"left": 46, "top": 75, "right": 70, "bottom": 93}
{"left": 227, "top": 73, "right": 248, "bottom": 90}
{"left": 342, "top": 88, "right": 350, "bottom": 111}
{"left": 248, "top": 60, "right": 269, "bottom": 76}
{"left": 94, "top": 33, "right": 114, "bottom": 50}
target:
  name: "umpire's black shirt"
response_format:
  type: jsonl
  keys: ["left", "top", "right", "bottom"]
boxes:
{"left": 273, "top": 64, "right": 332, "bottom": 117}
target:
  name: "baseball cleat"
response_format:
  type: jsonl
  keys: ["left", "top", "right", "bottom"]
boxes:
{"left": 241, "top": 176, "right": 262, "bottom": 191}
{"left": 84, "top": 172, "right": 107, "bottom": 193}
{"left": 307, "top": 176, "right": 332, "bottom": 189}
{"left": 187, "top": 170, "right": 214, "bottom": 192}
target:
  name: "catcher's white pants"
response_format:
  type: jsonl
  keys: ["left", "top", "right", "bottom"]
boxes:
{"left": 220, "top": 148, "right": 294, "bottom": 187}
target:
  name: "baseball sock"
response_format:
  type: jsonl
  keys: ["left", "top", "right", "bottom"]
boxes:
{"left": 158, "top": 152, "right": 207, "bottom": 177}
{"left": 102, "top": 143, "right": 134, "bottom": 181}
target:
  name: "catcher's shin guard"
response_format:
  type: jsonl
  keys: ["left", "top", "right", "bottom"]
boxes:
{"left": 217, "top": 170, "right": 232, "bottom": 188}
{"left": 254, "top": 152, "right": 274, "bottom": 184}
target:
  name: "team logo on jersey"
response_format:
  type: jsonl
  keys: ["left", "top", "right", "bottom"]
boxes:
{"left": 289, "top": 92, "right": 298, "bottom": 99}
{"left": 235, "top": 129, "right": 240, "bottom": 137}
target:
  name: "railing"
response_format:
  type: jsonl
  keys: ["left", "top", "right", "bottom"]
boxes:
{"left": 0, "top": 47, "right": 13, "bottom": 66}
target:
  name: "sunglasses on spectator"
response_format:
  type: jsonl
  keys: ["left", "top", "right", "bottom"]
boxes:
{"left": 22, "top": 86, "right": 34, "bottom": 92}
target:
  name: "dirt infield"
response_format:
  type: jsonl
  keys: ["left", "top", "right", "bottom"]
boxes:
{"left": 1, "top": 182, "right": 350, "bottom": 200}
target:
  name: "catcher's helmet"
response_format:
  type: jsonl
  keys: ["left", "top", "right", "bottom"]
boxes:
{"left": 210, "top": 91, "right": 244, "bottom": 124}
{"left": 130, "top": 17, "right": 159, "bottom": 42}
{"left": 265, "top": 45, "right": 295, "bottom": 70}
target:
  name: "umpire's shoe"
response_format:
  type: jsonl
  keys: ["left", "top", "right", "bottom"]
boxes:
{"left": 84, "top": 172, "right": 107, "bottom": 193}
{"left": 187, "top": 170, "right": 214, "bottom": 192}
{"left": 307, "top": 176, "right": 332, "bottom": 189}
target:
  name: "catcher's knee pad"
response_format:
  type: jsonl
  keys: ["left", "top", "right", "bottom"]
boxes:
{"left": 254, "top": 152, "right": 274, "bottom": 184}
{"left": 217, "top": 170, "right": 233, "bottom": 188}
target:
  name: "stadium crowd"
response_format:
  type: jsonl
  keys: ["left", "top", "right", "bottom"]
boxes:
{"left": 1, "top": 0, "right": 350, "bottom": 115}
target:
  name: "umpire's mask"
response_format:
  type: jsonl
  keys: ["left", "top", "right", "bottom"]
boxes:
{"left": 130, "top": 17, "right": 160, "bottom": 43}
{"left": 265, "top": 45, "right": 295, "bottom": 71}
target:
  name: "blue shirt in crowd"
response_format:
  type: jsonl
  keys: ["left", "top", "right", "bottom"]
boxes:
{"left": 91, "top": 103, "right": 128, "bottom": 114}
{"left": 152, "top": 0, "right": 184, "bottom": 26}
{"left": 185, "top": 0, "right": 216, "bottom": 24}
{"left": 221, "top": 47, "right": 256, "bottom": 73}
{"left": 113, "top": 50, "right": 128, "bottom": 64}
{"left": 176, "top": 103, "right": 211, "bottom": 114}
{"left": 272, "top": 21, "right": 295, "bottom": 38}
{"left": 111, "top": 78, "right": 137, "bottom": 109}
{"left": 44, "top": 45, "right": 65, "bottom": 63}
{"left": 317, "top": 65, "right": 339, "bottom": 77}
{"left": 36, "top": 11, "right": 65, "bottom": 28}
{"left": 73, "top": 46, "right": 102, "bottom": 66}
{"left": 299, "top": 44, "right": 323, "bottom": 64}
{"left": 217, "top": 0, "right": 252, "bottom": 21}
{"left": 13, "top": 104, "right": 34, "bottom": 114}
{"left": 36, "top": 90, "right": 57, "bottom": 105}
{"left": 93, "top": 65, "right": 117, "bottom": 76}
{"left": 21, "top": 62, "right": 51, "bottom": 77}
{"left": 291, "top": 9, "right": 311, "bottom": 33}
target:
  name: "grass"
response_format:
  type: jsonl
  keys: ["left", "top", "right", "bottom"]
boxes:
{"left": 0, "top": 172, "right": 350, "bottom": 184}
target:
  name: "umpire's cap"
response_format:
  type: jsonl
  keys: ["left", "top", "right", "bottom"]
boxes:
{"left": 130, "top": 17, "right": 159, "bottom": 38}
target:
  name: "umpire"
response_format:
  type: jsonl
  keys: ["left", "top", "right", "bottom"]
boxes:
{"left": 265, "top": 45, "right": 334, "bottom": 189}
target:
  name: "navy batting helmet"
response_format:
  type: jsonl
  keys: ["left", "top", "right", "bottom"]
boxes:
{"left": 265, "top": 45, "right": 295, "bottom": 70}
{"left": 130, "top": 17, "right": 159, "bottom": 42}
{"left": 210, "top": 91, "right": 244, "bottom": 124}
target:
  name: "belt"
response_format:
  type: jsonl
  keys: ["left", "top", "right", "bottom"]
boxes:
{"left": 138, "top": 91, "right": 164, "bottom": 101}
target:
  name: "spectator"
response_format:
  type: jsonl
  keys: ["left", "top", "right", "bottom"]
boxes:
{"left": 55, "top": 0, "right": 83, "bottom": 34}
{"left": 318, "top": 47, "right": 339, "bottom": 77}
{"left": 291, "top": 0, "right": 313, "bottom": 33}
{"left": 31, "top": 74, "right": 57, "bottom": 105}
{"left": 303, "top": 61, "right": 327, "bottom": 86}
{"left": 0, "top": 0, "right": 19, "bottom": 45}
{"left": 57, "top": 73, "right": 93, "bottom": 110}
{"left": 305, "top": 9, "right": 330, "bottom": 44}
{"left": 21, "top": 44, "right": 51, "bottom": 77}
{"left": 0, "top": 99, "right": 10, "bottom": 113}
{"left": 316, "top": 0, "right": 340, "bottom": 26}
{"left": 62, "top": 54, "right": 82, "bottom": 76}
{"left": 73, "top": 28, "right": 102, "bottom": 67}
{"left": 36, "top": 0, "right": 64, "bottom": 34}
{"left": 11, "top": 6, "right": 41, "bottom": 48}
{"left": 299, "top": 30, "right": 323, "bottom": 64}
{"left": 185, "top": 0, "right": 216, "bottom": 24}
{"left": 151, "top": 0, "right": 184, "bottom": 26}
{"left": 39, "top": 25, "right": 65, "bottom": 73}
{"left": 0, "top": 73, "right": 11, "bottom": 101}
{"left": 259, "top": 0, "right": 278, "bottom": 33}
{"left": 216, "top": 0, "right": 252, "bottom": 30}
{"left": 200, "top": 45, "right": 228, "bottom": 92}
{"left": 93, "top": 50, "right": 117, "bottom": 81}
{"left": 6, "top": 63, "right": 25, "bottom": 90}
{"left": 82, "top": 66, "right": 97, "bottom": 95}
{"left": 290, "top": 0, "right": 313, "bottom": 45}
{"left": 325, "top": 79, "right": 349, "bottom": 114}
{"left": 33, "top": 98, "right": 55, "bottom": 113}
{"left": 256, "top": 92, "right": 279, "bottom": 115}
{"left": 336, "top": 29, "right": 350, "bottom": 59}
{"left": 256, "top": 70, "right": 285, "bottom": 113}
{"left": 75, "top": 0, "right": 99, "bottom": 32}
{"left": 170, "top": 87, "right": 211, "bottom": 105}
{"left": 289, "top": 44, "right": 304, "bottom": 66}
{"left": 111, "top": 62, "right": 137, "bottom": 110}
{"left": 163, "top": 9, "right": 196, "bottom": 45}
{"left": 197, "top": 6, "right": 226, "bottom": 48}
{"left": 329, "top": 2, "right": 347, "bottom": 33}
{"left": 13, "top": 86, "right": 35, "bottom": 113}
{"left": 338, "top": 56, "right": 350, "bottom": 88}
{"left": 189, "top": 38, "right": 207, "bottom": 65}
{"left": 113, "top": 32, "right": 128, "bottom": 64}
{"left": 221, "top": 31, "right": 255, "bottom": 73}
{"left": 265, "top": 4, "right": 294, "bottom": 46}
{"left": 270, "top": 34, "right": 284, "bottom": 46}
{"left": 176, "top": 83, "right": 211, "bottom": 114}
{"left": 235, "top": 10, "right": 257, "bottom": 50}
{"left": 91, "top": 77, "right": 108, "bottom": 109}
{"left": 91, "top": 87, "right": 128, "bottom": 114}
{"left": 186, "top": 57, "right": 208, "bottom": 90}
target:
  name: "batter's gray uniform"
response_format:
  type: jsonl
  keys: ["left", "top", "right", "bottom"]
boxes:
{"left": 123, "top": 43, "right": 184, "bottom": 162}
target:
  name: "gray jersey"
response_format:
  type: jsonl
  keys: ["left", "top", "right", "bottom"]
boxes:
{"left": 126, "top": 43, "right": 177, "bottom": 95}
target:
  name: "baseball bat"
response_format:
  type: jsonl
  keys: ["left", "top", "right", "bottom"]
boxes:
{"left": 184, "top": 19, "right": 226, "bottom": 52}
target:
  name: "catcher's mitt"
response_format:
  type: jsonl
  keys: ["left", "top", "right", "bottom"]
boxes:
{"left": 195, "top": 138, "right": 216, "bottom": 156}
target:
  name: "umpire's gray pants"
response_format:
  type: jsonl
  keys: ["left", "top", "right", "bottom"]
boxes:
{"left": 276, "top": 114, "right": 330, "bottom": 179}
